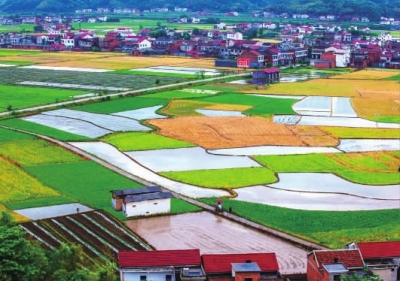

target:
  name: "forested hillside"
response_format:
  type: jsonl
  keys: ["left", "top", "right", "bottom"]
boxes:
{"left": 0, "top": 0, "right": 397, "bottom": 20}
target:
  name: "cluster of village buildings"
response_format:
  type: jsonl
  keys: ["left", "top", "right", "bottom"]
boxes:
{"left": 117, "top": 242, "right": 400, "bottom": 281}
{"left": 0, "top": 15, "right": 399, "bottom": 69}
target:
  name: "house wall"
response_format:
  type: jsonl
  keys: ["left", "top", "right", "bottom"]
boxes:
{"left": 369, "top": 267, "right": 397, "bottom": 281}
{"left": 120, "top": 269, "right": 175, "bottom": 281}
{"left": 123, "top": 198, "right": 171, "bottom": 217}
{"left": 307, "top": 255, "right": 325, "bottom": 281}
{"left": 234, "top": 271, "right": 260, "bottom": 281}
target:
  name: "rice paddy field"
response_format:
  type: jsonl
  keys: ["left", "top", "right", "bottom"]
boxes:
{"left": 0, "top": 50, "right": 398, "bottom": 248}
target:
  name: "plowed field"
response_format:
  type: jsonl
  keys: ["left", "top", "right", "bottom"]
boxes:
{"left": 147, "top": 116, "right": 339, "bottom": 149}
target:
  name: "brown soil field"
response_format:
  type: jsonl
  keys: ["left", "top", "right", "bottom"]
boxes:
{"left": 147, "top": 116, "right": 338, "bottom": 149}
{"left": 330, "top": 69, "right": 399, "bottom": 80}
{"left": 352, "top": 98, "right": 400, "bottom": 117}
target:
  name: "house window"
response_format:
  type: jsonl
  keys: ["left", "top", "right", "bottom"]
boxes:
{"left": 140, "top": 276, "right": 146, "bottom": 281}
{"left": 166, "top": 275, "right": 172, "bottom": 281}
{"left": 245, "top": 278, "right": 253, "bottom": 281}
{"left": 153, "top": 202, "right": 158, "bottom": 205}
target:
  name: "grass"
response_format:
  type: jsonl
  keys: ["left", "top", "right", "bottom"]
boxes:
{"left": 384, "top": 73, "right": 400, "bottom": 81}
{"left": 366, "top": 116, "right": 400, "bottom": 124}
{"left": 5, "top": 197, "right": 76, "bottom": 210}
{"left": 0, "top": 138, "right": 86, "bottom": 166}
{"left": 0, "top": 204, "right": 29, "bottom": 223}
{"left": 331, "top": 152, "right": 398, "bottom": 171}
{"left": 320, "top": 127, "right": 400, "bottom": 139}
{"left": 24, "top": 161, "right": 145, "bottom": 218}
{"left": 0, "top": 49, "right": 42, "bottom": 56}
{"left": 160, "top": 167, "right": 277, "bottom": 188}
{"left": 0, "top": 156, "right": 61, "bottom": 203}
{"left": 195, "top": 93, "right": 297, "bottom": 116}
{"left": 0, "top": 84, "right": 87, "bottom": 112}
{"left": 102, "top": 132, "right": 195, "bottom": 151}
{"left": 0, "top": 127, "right": 36, "bottom": 142}
{"left": 73, "top": 96, "right": 168, "bottom": 114}
{"left": 170, "top": 198, "right": 202, "bottom": 214}
{"left": 0, "top": 119, "right": 91, "bottom": 141}
{"left": 254, "top": 153, "right": 400, "bottom": 185}
{"left": 0, "top": 60, "right": 34, "bottom": 66}
{"left": 200, "top": 198, "right": 400, "bottom": 249}
{"left": 141, "top": 90, "right": 217, "bottom": 100}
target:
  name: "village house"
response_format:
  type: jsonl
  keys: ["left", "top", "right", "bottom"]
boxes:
{"left": 115, "top": 28, "right": 136, "bottom": 37}
{"left": 226, "top": 32, "right": 243, "bottom": 40}
{"left": 307, "top": 249, "right": 367, "bottom": 281}
{"left": 345, "top": 241, "right": 400, "bottom": 281}
{"left": 118, "top": 249, "right": 206, "bottom": 281}
{"left": 252, "top": 68, "right": 280, "bottom": 84}
{"left": 202, "top": 253, "right": 283, "bottom": 281}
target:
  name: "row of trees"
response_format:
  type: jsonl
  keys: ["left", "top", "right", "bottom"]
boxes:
{"left": 0, "top": 212, "right": 117, "bottom": 281}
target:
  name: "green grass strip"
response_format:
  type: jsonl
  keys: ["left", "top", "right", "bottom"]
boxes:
{"left": 141, "top": 90, "right": 217, "bottom": 100}
{"left": 102, "top": 132, "right": 195, "bottom": 151}
{"left": 365, "top": 115, "right": 400, "bottom": 124}
{"left": 200, "top": 198, "right": 400, "bottom": 249}
{"left": 0, "top": 127, "right": 36, "bottom": 142}
{"left": 6, "top": 197, "right": 76, "bottom": 210}
{"left": 161, "top": 167, "right": 277, "bottom": 188}
{"left": 73, "top": 96, "right": 168, "bottom": 114}
{"left": 0, "top": 119, "right": 91, "bottom": 141}
{"left": 170, "top": 198, "right": 202, "bottom": 214}
{"left": 320, "top": 127, "right": 400, "bottom": 139}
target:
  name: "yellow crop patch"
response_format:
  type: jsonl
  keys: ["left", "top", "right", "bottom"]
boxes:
{"left": 331, "top": 69, "right": 399, "bottom": 80}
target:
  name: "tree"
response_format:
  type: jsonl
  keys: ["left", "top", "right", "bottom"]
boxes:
{"left": 192, "top": 28, "right": 200, "bottom": 35}
{"left": 340, "top": 271, "right": 384, "bottom": 281}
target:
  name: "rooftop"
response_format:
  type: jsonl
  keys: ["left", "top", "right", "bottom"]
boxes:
{"left": 358, "top": 241, "right": 400, "bottom": 259}
{"left": 312, "top": 250, "right": 364, "bottom": 269}
{"left": 232, "top": 262, "right": 261, "bottom": 272}
{"left": 112, "top": 186, "right": 162, "bottom": 197}
{"left": 124, "top": 192, "right": 173, "bottom": 203}
{"left": 119, "top": 249, "right": 201, "bottom": 268}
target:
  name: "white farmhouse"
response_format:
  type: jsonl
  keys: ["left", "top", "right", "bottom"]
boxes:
{"left": 122, "top": 191, "right": 173, "bottom": 217}
{"left": 226, "top": 32, "right": 243, "bottom": 40}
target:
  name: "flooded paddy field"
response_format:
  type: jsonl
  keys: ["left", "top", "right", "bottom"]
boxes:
{"left": 126, "top": 211, "right": 308, "bottom": 274}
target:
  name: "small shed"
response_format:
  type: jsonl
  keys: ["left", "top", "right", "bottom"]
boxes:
{"left": 122, "top": 191, "right": 174, "bottom": 217}
{"left": 111, "top": 186, "right": 162, "bottom": 211}
{"left": 252, "top": 68, "right": 280, "bottom": 85}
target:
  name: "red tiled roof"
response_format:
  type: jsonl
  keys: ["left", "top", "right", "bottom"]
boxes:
{"left": 118, "top": 249, "right": 201, "bottom": 267}
{"left": 358, "top": 241, "right": 400, "bottom": 259}
{"left": 202, "top": 253, "right": 279, "bottom": 273}
{"left": 314, "top": 250, "right": 364, "bottom": 269}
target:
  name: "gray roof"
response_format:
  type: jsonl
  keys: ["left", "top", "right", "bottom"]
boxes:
{"left": 232, "top": 262, "right": 261, "bottom": 272}
{"left": 112, "top": 186, "right": 162, "bottom": 197}
{"left": 323, "top": 263, "right": 348, "bottom": 273}
{"left": 124, "top": 192, "right": 174, "bottom": 203}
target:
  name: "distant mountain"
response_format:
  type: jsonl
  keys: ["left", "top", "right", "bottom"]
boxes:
{"left": 0, "top": 0, "right": 396, "bottom": 20}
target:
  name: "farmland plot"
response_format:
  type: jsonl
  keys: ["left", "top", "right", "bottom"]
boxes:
{"left": 14, "top": 203, "right": 92, "bottom": 220}
{"left": 69, "top": 142, "right": 229, "bottom": 198}
{"left": 125, "top": 147, "right": 260, "bottom": 172}
{"left": 234, "top": 185, "right": 400, "bottom": 211}
{"left": 195, "top": 109, "right": 245, "bottom": 117}
{"left": 113, "top": 105, "right": 167, "bottom": 120}
{"left": 22, "top": 210, "right": 151, "bottom": 265}
{"left": 209, "top": 145, "right": 341, "bottom": 156}
{"left": 292, "top": 97, "right": 357, "bottom": 117}
{"left": 148, "top": 116, "right": 338, "bottom": 149}
{"left": 21, "top": 65, "right": 112, "bottom": 72}
{"left": 42, "top": 109, "right": 151, "bottom": 132}
{"left": 337, "top": 139, "right": 400, "bottom": 152}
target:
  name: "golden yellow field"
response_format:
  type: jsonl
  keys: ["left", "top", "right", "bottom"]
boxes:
{"left": 148, "top": 116, "right": 339, "bottom": 149}
{"left": 352, "top": 98, "right": 400, "bottom": 117}
{"left": 0, "top": 52, "right": 117, "bottom": 64}
{"left": 244, "top": 79, "right": 400, "bottom": 97}
{"left": 330, "top": 69, "right": 399, "bottom": 80}
{"left": 40, "top": 55, "right": 223, "bottom": 70}
{"left": 0, "top": 156, "right": 60, "bottom": 203}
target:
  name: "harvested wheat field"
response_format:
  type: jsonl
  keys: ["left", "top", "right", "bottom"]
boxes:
{"left": 352, "top": 98, "right": 399, "bottom": 117}
{"left": 0, "top": 52, "right": 116, "bottom": 64}
{"left": 42, "top": 56, "right": 221, "bottom": 70}
{"left": 147, "top": 116, "right": 339, "bottom": 149}
{"left": 244, "top": 79, "right": 400, "bottom": 97}
{"left": 330, "top": 69, "right": 399, "bottom": 80}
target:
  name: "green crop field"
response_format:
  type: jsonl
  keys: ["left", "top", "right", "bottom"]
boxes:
{"left": 0, "top": 49, "right": 42, "bottom": 56}
{"left": 195, "top": 93, "right": 297, "bottom": 116}
{"left": 0, "top": 127, "right": 35, "bottom": 142}
{"left": 73, "top": 96, "right": 168, "bottom": 114}
{"left": 366, "top": 116, "right": 400, "bottom": 124}
{"left": 201, "top": 198, "right": 400, "bottom": 248}
{"left": 120, "top": 69, "right": 199, "bottom": 78}
{"left": 161, "top": 167, "right": 277, "bottom": 188}
{"left": 141, "top": 90, "right": 217, "bottom": 100}
{"left": 170, "top": 198, "right": 202, "bottom": 214}
{"left": 0, "top": 156, "right": 61, "bottom": 203}
{"left": 24, "top": 161, "right": 145, "bottom": 218}
{"left": 162, "top": 100, "right": 218, "bottom": 117}
{"left": 0, "top": 138, "right": 86, "bottom": 166}
{"left": 0, "top": 119, "right": 91, "bottom": 141}
{"left": 102, "top": 132, "right": 195, "bottom": 151}
{"left": 320, "top": 127, "right": 400, "bottom": 139}
{"left": 0, "top": 84, "right": 87, "bottom": 112}
{"left": 254, "top": 153, "right": 400, "bottom": 185}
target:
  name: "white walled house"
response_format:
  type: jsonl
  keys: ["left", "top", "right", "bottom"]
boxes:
{"left": 115, "top": 28, "right": 136, "bottom": 37}
{"left": 226, "top": 32, "right": 243, "bottom": 40}
{"left": 122, "top": 192, "right": 173, "bottom": 217}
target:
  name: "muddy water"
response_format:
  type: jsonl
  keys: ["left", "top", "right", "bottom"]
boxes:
{"left": 126, "top": 212, "right": 307, "bottom": 274}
